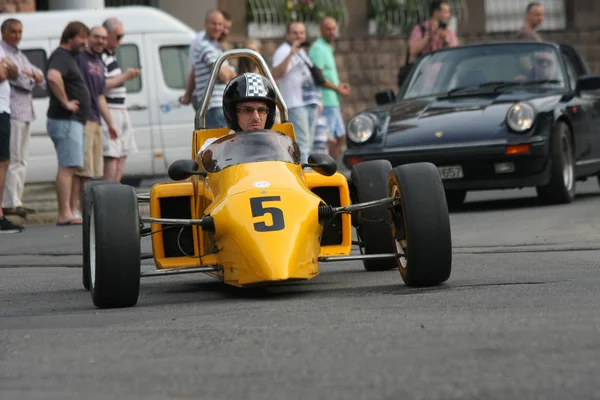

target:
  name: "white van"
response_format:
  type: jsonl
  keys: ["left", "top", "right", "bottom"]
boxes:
{"left": 2, "top": 6, "right": 197, "bottom": 185}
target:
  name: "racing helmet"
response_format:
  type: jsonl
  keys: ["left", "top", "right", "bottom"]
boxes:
{"left": 223, "top": 73, "right": 278, "bottom": 131}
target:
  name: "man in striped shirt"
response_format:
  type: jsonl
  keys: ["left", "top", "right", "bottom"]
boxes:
{"left": 100, "top": 17, "right": 140, "bottom": 182}
{"left": 181, "top": 9, "right": 236, "bottom": 128}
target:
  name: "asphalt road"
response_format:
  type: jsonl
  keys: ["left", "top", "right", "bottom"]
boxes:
{"left": 1, "top": 180, "right": 599, "bottom": 400}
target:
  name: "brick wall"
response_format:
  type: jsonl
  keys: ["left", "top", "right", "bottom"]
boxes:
{"left": 0, "top": 0, "right": 35, "bottom": 12}
{"left": 255, "top": 28, "right": 600, "bottom": 122}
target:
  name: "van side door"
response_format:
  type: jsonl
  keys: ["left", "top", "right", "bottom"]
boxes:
{"left": 144, "top": 32, "right": 196, "bottom": 166}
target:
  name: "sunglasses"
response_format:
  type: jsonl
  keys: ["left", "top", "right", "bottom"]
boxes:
{"left": 116, "top": 34, "right": 124, "bottom": 41}
{"left": 535, "top": 58, "right": 553, "bottom": 67}
{"left": 236, "top": 106, "right": 269, "bottom": 115}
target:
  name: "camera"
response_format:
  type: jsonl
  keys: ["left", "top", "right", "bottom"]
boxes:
{"left": 438, "top": 21, "right": 447, "bottom": 29}
{"left": 300, "top": 41, "right": 311, "bottom": 48}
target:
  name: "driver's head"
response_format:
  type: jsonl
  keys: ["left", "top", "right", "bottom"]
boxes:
{"left": 223, "top": 73, "right": 277, "bottom": 132}
{"left": 534, "top": 50, "right": 556, "bottom": 80}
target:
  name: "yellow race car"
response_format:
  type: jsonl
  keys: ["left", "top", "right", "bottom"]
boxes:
{"left": 81, "top": 49, "right": 453, "bottom": 309}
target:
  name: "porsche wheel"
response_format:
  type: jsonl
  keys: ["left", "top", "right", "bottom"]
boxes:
{"left": 536, "top": 121, "right": 576, "bottom": 204}
{"left": 82, "top": 180, "right": 113, "bottom": 291}
{"left": 388, "top": 162, "right": 452, "bottom": 287}
{"left": 350, "top": 160, "right": 397, "bottom": 271}
{"left": 89, "top": 184, "right": 141, "bottom": 308}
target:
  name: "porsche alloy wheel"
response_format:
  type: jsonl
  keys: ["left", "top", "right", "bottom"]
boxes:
{"left": 536, "top": 121, "right": 576, "bottom": 204}
{"left": 388, "top": 162, "right": 452, "bottom": 287}
{"left": 89, "top": 184, "right": 141, "bottom": 309}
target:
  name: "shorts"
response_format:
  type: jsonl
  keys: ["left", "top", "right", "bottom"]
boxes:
{"left": 47, "top": 118, "right": 85, "bottom": 168}
{"left": 76, "top": 121, "right": 104, "bottom": 178}
{"left": 320, "top": 106, "right": 345, "bottom": 139}
{"left": 0, "top": 112, "right": 9, "bottom": 161}
{"left": 313, "top": 115, "right": 330, "bottom": 154}
{"left": 103, "top": 108, "right": 137, "bottom": 158}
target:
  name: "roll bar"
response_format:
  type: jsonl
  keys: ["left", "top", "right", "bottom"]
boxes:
{"left": 193, "top": 48, "right": 289, "bottom": 130}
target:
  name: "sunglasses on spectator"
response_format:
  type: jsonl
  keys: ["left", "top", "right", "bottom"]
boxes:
{"left": 236, "top": 107, "right": 269, "bottom": 115}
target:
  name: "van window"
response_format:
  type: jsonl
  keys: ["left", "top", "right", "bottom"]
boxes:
{"left": 22, "top": 49, "right": 48, "bottom": 98}
{"left": 114, "top": 44, "right": 142, "bottom": 93}
{"left": 159, "top": 45, "right": 189, "bottom": 89}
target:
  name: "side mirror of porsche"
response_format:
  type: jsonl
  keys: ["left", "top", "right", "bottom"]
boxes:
{"left": 303, "top": 153, "right": 338, "bottom": 176}
{"left": 168, "top": 159, "right": 206, "bottom": 181}
{"left": 575, "top": 75, "right": 600, "bottom": 94}
{"left": 375, "top": 89, "right": 396, "bottom": 106}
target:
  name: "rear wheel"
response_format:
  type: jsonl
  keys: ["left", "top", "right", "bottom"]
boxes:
{"left": 388, "top": 162, "right": 452, "bottom": 286}
{"left": 536, "top": 121, "right": 576, "bottom": 204}
{"left": 82, "top": 180, "right": 113, "bottom": 290}
{"left": 350, "top": 160, "right": 397, "bottom": 271}
{"left": 89, "top": 184, "right": 141, "bottom": 308}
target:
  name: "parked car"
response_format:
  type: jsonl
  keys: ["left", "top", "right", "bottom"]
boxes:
{"left": 4, "top": 6, "right": 196, "bottom": 186}
{"left": 343, "top": 41, "right": 600, "bottom": 207}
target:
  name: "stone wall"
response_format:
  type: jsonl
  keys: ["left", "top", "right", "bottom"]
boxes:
{"left": 256, "top": 28, "right": 600, "bottom": 121}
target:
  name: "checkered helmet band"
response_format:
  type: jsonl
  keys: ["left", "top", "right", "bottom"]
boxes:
{"left": 244, "top": 73, "right": 268, "bottom": 97}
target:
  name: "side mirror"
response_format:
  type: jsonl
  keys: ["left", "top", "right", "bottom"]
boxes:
{"left": 575, "top": 75, "right": 600, "bottom": 94}
{"left": 168, "top": 159, "right": 205, "bottom": 181}
{"left": 303, "top": 153, "right": 337, "bottom": 176}
{"left": 375, "top": 89, "right": 396, "bottom": 106}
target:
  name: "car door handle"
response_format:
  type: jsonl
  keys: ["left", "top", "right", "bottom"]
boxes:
{"left": 128, "top": 104, "right": 147, "bottom": 111}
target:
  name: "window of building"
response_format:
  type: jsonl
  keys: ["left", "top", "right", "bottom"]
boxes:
{"left": 22, "top": 48, "right": 48, "bottom": 98}
{"left": 159, "top": 45, "right": 189, "bottom": 89}
{"left": 114, "top": 44, "right": 142, "bottom": 93}
{"left": 484, "top": 0, "right": 566, "bottom": 33}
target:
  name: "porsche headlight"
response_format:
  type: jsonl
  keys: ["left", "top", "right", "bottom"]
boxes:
{"left": 347, "top": 113, "right": 377, "bottom": 143}
{"left": 506, "top": 103, "right": 535, "bottom": 132}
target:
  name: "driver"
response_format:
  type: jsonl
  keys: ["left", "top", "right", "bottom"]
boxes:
{"left": 199, "top": 72, "right": 278, "bottom": 153}
{"left": 514, "top": 50, "right": 558, "bottom": 82}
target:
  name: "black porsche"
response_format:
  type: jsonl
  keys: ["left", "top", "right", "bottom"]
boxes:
{"left": 343, "top": 41, "right": 600, "bottom": 207}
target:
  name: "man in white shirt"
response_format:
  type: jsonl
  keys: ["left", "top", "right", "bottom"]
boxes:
{"left": 0, "top": 46, "right": 22, "bottom": 233}
{"left": 271, "top": 21, "right": 321, "bottom": 164}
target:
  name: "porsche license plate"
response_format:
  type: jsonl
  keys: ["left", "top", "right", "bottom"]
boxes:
{"left": 438, "top": 165, "right": 463, "bottom": 180}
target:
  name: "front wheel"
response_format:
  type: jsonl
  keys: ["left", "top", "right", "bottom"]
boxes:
{"left": 536, "top": 121, "right": 576, "bottom": 204}
{"left": 89, "top": 184, "right": 141, "bottom": 308}
{"left": 388, "top": 162, "right": 453, "bottom": 287}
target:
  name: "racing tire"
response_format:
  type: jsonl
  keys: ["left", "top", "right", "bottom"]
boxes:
{"left": 597, "top": 175, "right": 599, "bottom": 189}
{"left": 536, "top": 121, "right": 576, "bottom": 205}
{"left": 350, "top": 160, "right": 397, "bottom": 271}
{"left": 388, "top": 162, "right": 453, "bottom": 287}
{"left": 89, "top": 184, "right": 141, "bottom": 308}
{"left": 82, "top": 180, "right": 113, "bottom": 291}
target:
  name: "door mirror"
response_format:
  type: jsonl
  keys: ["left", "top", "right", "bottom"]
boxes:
{"left": 303, "top": 153, "right": 337, "bottom": 176}
{"left": 375, "top": 89, "right": 396, "bottom": 105}
{"left": 168, "top": 159, "right": 205, "bottom": 181}
{"left": 576, "top": 75, "right": 600, "bottom": 94}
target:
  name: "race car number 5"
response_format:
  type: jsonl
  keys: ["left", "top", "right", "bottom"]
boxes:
{"left": 250, "top": 196, "right": 285, "bottom": 232}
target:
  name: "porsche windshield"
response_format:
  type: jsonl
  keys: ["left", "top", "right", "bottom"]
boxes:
{"left": 402, "top": 43, "right": 567, "bottom": 99}
{"left": 201, "top": 130, "right": 302, "bottom": 172}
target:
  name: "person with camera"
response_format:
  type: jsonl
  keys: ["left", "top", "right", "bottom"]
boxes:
{"left": 398, "top": 1, "right": 459, "bottom": 88}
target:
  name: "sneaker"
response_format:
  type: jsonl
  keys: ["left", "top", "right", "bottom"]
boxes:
{"left": 0, "top": 217, "right": 24, "bottom": 234}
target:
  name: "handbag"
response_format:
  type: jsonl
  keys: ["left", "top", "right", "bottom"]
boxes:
{"left": 298, "top": 51, "right": 326, "bottom": 86}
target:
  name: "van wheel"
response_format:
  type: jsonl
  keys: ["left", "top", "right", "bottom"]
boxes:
{"left": 351, "top": 160, "right": 397, "bottom": 271}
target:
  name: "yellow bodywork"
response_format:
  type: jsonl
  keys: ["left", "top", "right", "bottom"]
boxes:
{"left": 149, "top": 122, "right": 352, "bottom": 287}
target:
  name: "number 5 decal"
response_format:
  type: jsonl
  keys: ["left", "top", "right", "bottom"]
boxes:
{"left": 250, "top": 196, "right": 285, "bottom": 232}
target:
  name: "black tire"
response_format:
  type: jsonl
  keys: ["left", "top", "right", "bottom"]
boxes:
{"left": 444, "top": 189, "right": 467, "bottom": 210}
{"left": 597, "top": 175, "right": 599, "bottom": 189}
{"left": 388, "top": 162, "right": 453, "bottom": 287}
{"left": 82, "top": 180, "right": 113, "bottom": 291}
{"left": 536, "top": 121, "right": 576, "bottom": 204}
{"left": 350, "top": 160, "right": 397, "bottom": 271}
{"left": 89, "top": 184, "right": 141, "bottom": 308}
{"left": 120, "top": 177, "right": 142, "bottom": 187}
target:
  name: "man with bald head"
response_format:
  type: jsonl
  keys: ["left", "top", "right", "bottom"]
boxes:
{"left": 73, "top": 25, "right": 117, "bottom": 216}
{"left": 100, "top": 17, "right": 140, "bottom": 183}
{"left": 308, "top": 17, "right": 351, "bottom": 160}
{"left": 181, "top": 9, "right": 236, "bottom": 127}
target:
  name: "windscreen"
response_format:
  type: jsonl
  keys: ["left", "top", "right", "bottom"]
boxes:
{"left": 201, "top": 130, "right": 302, "bottom": 172}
